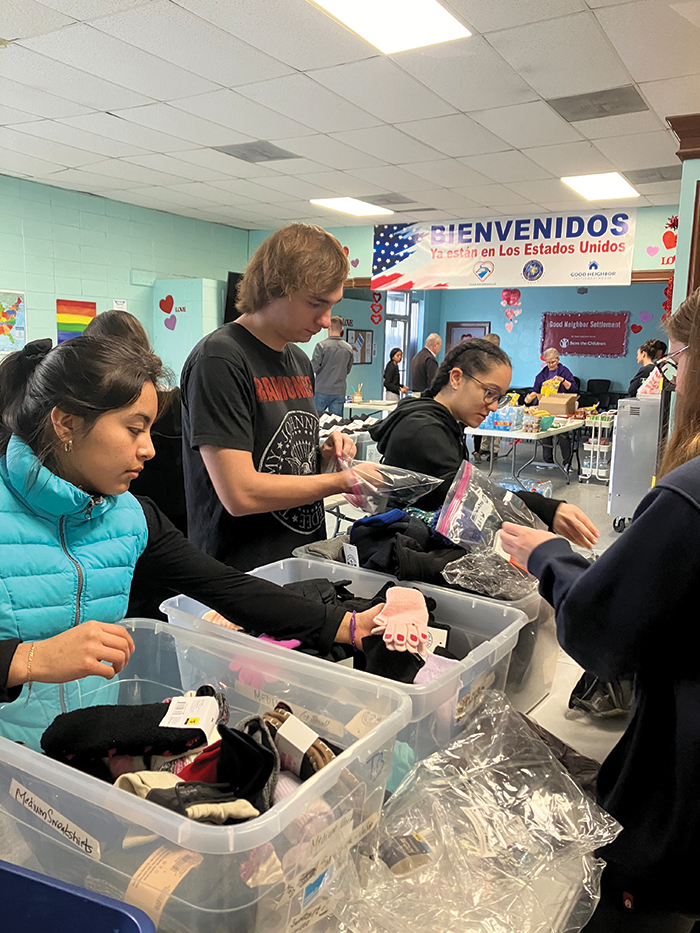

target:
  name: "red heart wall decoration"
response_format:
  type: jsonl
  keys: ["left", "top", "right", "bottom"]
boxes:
{"left": 631, "top": 324, "right": 643, "bottom": 334}
{"left": 159, "top": 295, "right": 174, "bottom": 314}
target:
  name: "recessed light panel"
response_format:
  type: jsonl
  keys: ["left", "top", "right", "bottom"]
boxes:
{"left": 561, "top": 172, "right": 640, "bottom": 200}
{"left": 310, "top": 0, "right": 470, "bottom": 54}
{"left": 310, "top": 197, "right": 395, "bottom": 216}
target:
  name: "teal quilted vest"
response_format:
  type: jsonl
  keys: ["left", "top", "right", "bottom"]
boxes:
{"left": 0, "top": 436, "right": 148, "bottom": 750}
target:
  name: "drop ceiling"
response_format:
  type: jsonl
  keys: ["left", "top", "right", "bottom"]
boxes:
{"left": 0, "top": 0, "right": 693, "bottom": 230}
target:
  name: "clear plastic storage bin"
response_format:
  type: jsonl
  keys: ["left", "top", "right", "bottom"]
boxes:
{"left": 0, "top": 619, "right": 410, "bottom": 933}
{"left": 161, "top": 559, "right": 530, "bottom": 764}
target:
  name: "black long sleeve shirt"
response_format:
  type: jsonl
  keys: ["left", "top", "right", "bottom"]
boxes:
{"left": 529, "top": 455, "right": 700, "bottom": 913}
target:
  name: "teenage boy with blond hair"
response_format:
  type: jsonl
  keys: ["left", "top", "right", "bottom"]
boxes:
{"left": 181, "top": 224, "right": 359, "bottom": 571}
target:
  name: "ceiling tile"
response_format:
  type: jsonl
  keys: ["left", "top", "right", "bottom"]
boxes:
{"left": 72, "top": 158, "right": 193, "bottom": 185}
{"left": 38, "top": 1, "right": 150, "bottom": 19}
{"left": 572, "top": 109, "right": 665, "bottom": 139}
{"left": 3, "top": 0, "right": 74, "bottom": 40}
{"left": 647, "top": 193, "right": 683, "bottom": 205}
{"left": 524, "top": 141, "right": 615, "bottom": 175}
{"left": 176, "top": 0, "right": 374, "bottom": 70}
{"left": 635, "top": 179, "right": 682, "bottom": 197}
{"left": 448, "top": 0, "right": 585, "bottom": 32}
{"left": 347, "top": 165, "right": 441, "bottom": 192}
{"left": 11, "top": 119, "right": 148, "bottom": 158}
{"left": 294, "top": 171, "right": 385, "bottom": 197}
{"left": 58, "top": 112, "right": 194, "bottom": 154}
{"left": 238, "top": 74, "right": 381, "bottom": 134}
{"left": 254, "top": 174, "right": 339, "bottom": 200}
{"left": 129, "top": 186, "right": 222, "bottom": 209}
{"left": 310, "top": 58, "right": 455, "bottom": 123}
{"left": 170, "top": 147, "right": 278, "bottom": 178}
{"left": 488, "top": 12, "right": 631, "bottom": 98}
{"left": 264, "top": 158, "right": 337, "bottom": 176}
{"left": 0, "top": 46, "right": 152, "bottom": 110}
{"left": 506, "top": 178, "right": 586, "bottom": 201}
{"left": 206, "top": 178, "right": 290, "bottom": 201}
{"left": 408, "top": 189, "right": 484, "bottom": 210}
{"left": 112, "top": 104, "right": 255, "bottom": 148}
{"left": 269, "top": 135, "right": 383, "bottom": 170}
{"left": 170, "top": 183, "right": 258, "bottom": 205}
{"left": 471, "top": 101, "right": 582, "bottom": 148}
{"left": 0, "top": 77, "right": 92, "bottom": 118}
{"left": 640, "top": 74, "right": 700, "bottom": 122}
{"left": 120, "top": 152, "right": 230, "bottom": 182}
{"left": 537, "top": 199, "right": 601, "bottom": 212}
{"left": 331, "top": 126, "right": 441, "bottom": 164}
{"left": 20, "top": 24, "right": 218, "bottom": 101}
{"left": 396, "top": 114, "right": 510, "bottom": 157}
{"left": 37, "top": 167, "right": 150, "bottom": 189}
{"left": 0, "top": 105, "right": 39, "bottom": 125}
{"left": 460, "top": 149, "right": 553, "bottom": 183}
{"left": 593, "top": 130, "right": 681, "bottom": 170}
{"left": 492, "top": 204, "right": 543, "bottom": 216}
{"left": 596, "top": 0, "right": 700, "bottom": 82}
{"left": 170, "top": 89, "right": 316, "bottom": 140}
{"left": 0, "top": 145, "right": 65, "bottom": 177}
{"left": 400, "top": 159, "right": 491, "bottom": 187}
{"left": 452, "top": 184, "right": 533, "bottom": 206}
{"left": 391, "top": 36, "right": 539, "bottom": 112}
{"left": 93, "top": 0, "right": 292, "bottom": 87}
{"left": 0, "top": 125, "right": 111, "bottom": 166}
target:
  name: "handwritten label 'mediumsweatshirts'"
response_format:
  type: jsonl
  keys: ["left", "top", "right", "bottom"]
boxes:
{"left": 10, "top": 779, "right": 101, "bottom": 859}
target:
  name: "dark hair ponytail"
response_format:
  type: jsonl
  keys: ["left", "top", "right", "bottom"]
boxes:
{"left": 0, "top": 336, "right": 167, "bottom": 467}
{"left": 423, "top": 338, "right": 511, "bottom": 398}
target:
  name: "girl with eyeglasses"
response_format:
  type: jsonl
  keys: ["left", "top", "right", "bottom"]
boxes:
{"left": 499, "top": 288, "right": 700, "bottom": 932}
{"left": 369, "top": 338, "right": 599, "bottom": 548}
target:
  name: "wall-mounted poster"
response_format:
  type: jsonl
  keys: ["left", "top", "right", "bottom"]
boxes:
{"left": 56, "top": 299, "right": 96, "bottom": 343}
{"left": 0, "top": 291, "right": 26, "bottom": 352}
{"left": 445, "top": 321, "right": 491, "bottom": 352}
{"left": 346, "top": 328, "right": 374, "bottom": 364}
{"left": 541, "top": 311, "right": 630, "bottom": 358}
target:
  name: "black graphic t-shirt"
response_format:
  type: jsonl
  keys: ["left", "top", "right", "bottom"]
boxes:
{"left": 181, "top": 323, "right": 325, "bottom": 571}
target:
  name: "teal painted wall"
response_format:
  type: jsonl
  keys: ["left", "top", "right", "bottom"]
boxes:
{"left": 434, "top": 282, "right": 666, "bottom": 392}
{"left": 0, "top": 173, "right": 249, "bottom": 353}
{"left": 673, "top": 161, "right": 700, "bottom": 308}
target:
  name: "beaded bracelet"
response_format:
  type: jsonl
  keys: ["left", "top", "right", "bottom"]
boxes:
{"left": 349, "top": 611, "right": 358, "bottom": 650}
{"left": 26, "top": 642, "right": 35, "bottom": 702}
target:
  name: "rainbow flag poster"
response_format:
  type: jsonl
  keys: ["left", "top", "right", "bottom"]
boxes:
{"left": 56, "top": 299, "right": 96, "bottom": 344}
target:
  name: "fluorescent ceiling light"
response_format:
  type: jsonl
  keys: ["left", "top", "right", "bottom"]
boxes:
{"left": 561, "top": 172, "right": 640, "bottom": 200}
{"left": 310, "top": 197, "right": 395, "bottom": 216}
{"left": 310, "top": 0, "right": 470, "bottom": 54}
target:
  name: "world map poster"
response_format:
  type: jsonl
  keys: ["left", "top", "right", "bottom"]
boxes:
{"left": 0, "top": 292, "right": 26, "bottom": 353}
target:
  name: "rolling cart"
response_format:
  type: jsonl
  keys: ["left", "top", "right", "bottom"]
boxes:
{"left": 579, "top": 413, "right": 614, "bottom": 484}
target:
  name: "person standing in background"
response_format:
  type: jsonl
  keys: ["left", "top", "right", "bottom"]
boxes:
{"left": 525, "top": 347, "right": 576, "bottom": 467}
{"left": 383, "top": 348, "right": 408, "bottom": 401}
{"left": 410, "top": 333, "right": 442, "bottom": 394}
{"left": 312, "top": 315, "right": 354, "bottom": 416}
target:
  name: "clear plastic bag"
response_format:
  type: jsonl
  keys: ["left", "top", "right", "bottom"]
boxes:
{"left": 442, "top": 550, "right": 539, "bottom": 600}
{"left": 340, "top": 460, "right": 442, "bottom": 515}
{"left": 436, "top": 461, "right": 543, "bottom": 551}
{"left": 332, "top": 691, "right": 620, "bottom": 933}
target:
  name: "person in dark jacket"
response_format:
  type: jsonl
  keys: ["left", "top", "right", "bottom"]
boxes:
{"left": 627, "top": 339, "right": 667, "bottom": 397}
{"left": 500, "top": 288, "right": 700, "bottom": 931}
{"left": 410, "top": 334, "right": 441, "bottom": 394}
{"left": 383, "top": 347, "right": 408, "bottom": 401}
{"left": 370, "top": 339, "right": 599, "bottom": 548}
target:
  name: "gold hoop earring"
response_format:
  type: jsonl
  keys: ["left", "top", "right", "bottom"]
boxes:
{"left": 63, "top": 439, "right": 73, "bottom": 453}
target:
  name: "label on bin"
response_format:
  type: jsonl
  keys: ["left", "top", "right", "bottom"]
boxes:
{"left": 159, "top": 696, "right": 219, "bottom": 743}
{"left": 345, "top": 708, "right": 384, "bottom": 739}
{"left": 9, "top": 779, "right": 101, "bottom": 859}
{"left": 125, "top": 845, "right": 203, "bottom": 925}
{"left": 275, "top": 715, "right": 318, "bottom": 776}
{"left": 342, "top": 543, "right": 360, "bottom": 567}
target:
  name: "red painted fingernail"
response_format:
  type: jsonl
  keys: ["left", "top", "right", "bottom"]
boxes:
{"left": 409, "top": 634, "right": 418, "bottom": 644}
{"left": 383, "top": 631, "right": 392, "bottom": 640}
{"left": 396, "top": 633, "right": 404, "bottom": 642}
{"left": 421, "top": 633, "right": 429, "bottom": 640}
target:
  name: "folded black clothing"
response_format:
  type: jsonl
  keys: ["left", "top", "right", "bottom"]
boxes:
{"left": 354, "top": 634, "right": 425, "bottom": 684}
{"left": 146, "top": 781, "right": 259, "bottom": 824}
{"left": 41, "top": 703, "right": 208, "bottom": 782}
{"left": 394, "top": 533, "right": 467, "bottom": 583}
{"left": 217, "top": 722, "right": 278, "bottom": 813}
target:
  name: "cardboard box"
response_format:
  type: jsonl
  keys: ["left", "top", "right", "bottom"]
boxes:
{"left": 539, "top": 393, "right": 578, "bottom": 415}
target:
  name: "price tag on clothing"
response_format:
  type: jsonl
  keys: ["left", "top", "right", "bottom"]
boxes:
{"left": 343, "top": 543, "right": 360, "bottom": 567}
{"left": 159, "top": 696, "right": 219, "bottom": 743}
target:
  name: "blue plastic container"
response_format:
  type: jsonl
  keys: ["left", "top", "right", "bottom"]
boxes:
{"left": 0, "top": 859, "right": 155, "bottom": 931}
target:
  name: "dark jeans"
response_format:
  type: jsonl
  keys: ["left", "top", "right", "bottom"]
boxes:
{"left": 583, "top": 892, "right": 696, "bottom": 933}
{"left": 314, "top": 393, "right": 345, "bottom": 417}
{"left": 542, "top": 434, "right": 571, "bottom": 464}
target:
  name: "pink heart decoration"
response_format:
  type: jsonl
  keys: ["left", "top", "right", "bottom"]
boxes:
{"left": 159, "top": 294, "right": 174, "bottom": 314}
{"left": 505, "top": 322, "right": 514, "bottom": 333}
{"left": 504, "top": 309, "right": 515, "bottom": 320}
{"left": 370, "top": 312, "right": 382, "bottom": 325}
{"left": 640, "top": 312, "right": 654, "bottom": 323}
{"left": 646, "top": 246, "right": 659, "bottom": 257}
{"left": 631, "top": 324, "right": 643, "bottom": 334}
{"left": 514, "top": 308, "right": 522, "bottom": 316}
{"left": 164, "top": 315, "right": 177, "bottom": 331}
{"left": 342, "top": 246, "right": 349, "bottom": 256}
{"left": 370, "top": 302, "right": 383, "bottom": 313}
{"left": 501, "top": 288, "right": 521, "bottom": 306}
{"left": 351, "top": 258, "right": 359, "bottom": 268}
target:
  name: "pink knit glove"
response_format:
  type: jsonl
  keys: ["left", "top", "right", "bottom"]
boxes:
{"left": 371, "top": 587, "right": 429, "bottom": 655}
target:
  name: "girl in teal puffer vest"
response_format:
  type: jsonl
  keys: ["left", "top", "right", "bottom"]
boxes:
{"left": 0, "top": 335, "right": 164, "bottom": 750}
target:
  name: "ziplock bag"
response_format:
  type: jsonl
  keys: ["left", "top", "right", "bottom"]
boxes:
{"left": 340, "top": 460, "right": 442, "bottom": 515}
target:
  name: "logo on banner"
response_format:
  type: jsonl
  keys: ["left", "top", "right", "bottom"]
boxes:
{"left": 588, "top": 261, "right": 599, "bottom": 271}
{"left": 522, "top": 260, "right": 544, "bottom": 282}
{"left": 472, "top": 261, "right": 494, "bottom": 281}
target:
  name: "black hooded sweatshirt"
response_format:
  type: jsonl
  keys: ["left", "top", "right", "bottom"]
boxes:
{"left": 369, "top": 396, "right": 561, "bottom": 525}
